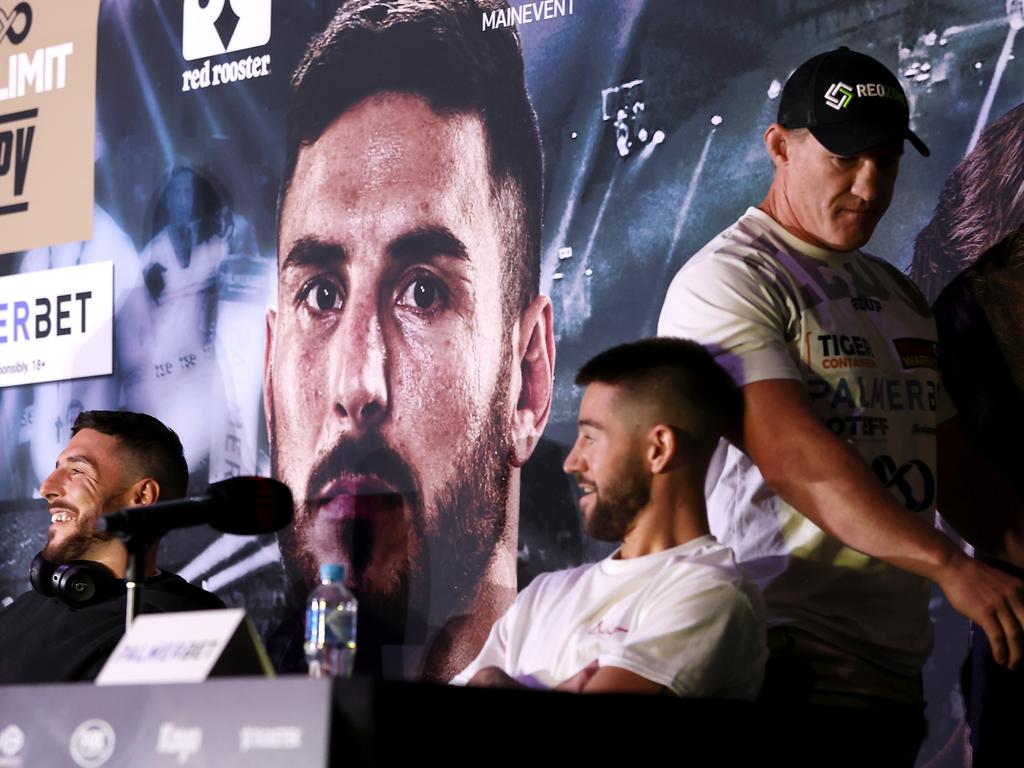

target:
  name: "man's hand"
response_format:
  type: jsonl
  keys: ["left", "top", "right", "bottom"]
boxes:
{"left": 559, "top": 661, "right": 667, "bottom": 695}
{"left": 939, "top": 553, "right": 1024, "bottom": 669}
{"left": 466, "top": 666, "right": 525, "bottom": 689}
{"left": 553, "top": 660, "right": 600, "bottom": 692}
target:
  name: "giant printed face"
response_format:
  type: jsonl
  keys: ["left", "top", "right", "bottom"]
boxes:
{"left": 266, "top": 92, "right": 553, "bottom": 651}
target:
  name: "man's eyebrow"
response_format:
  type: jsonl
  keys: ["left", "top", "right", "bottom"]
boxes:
{"left": 578, "top": 418, "right": 604, "bottom": 430}
{"left": 387, "top": 226, "right": 470, "bottom": 264}
{"left": 281, "top": 236, "right": 347, "bottom": 271}
{"left": 281, "top": 228, "right": 470, "bottom": 271}
{"left": 57, "top": 454, "right": 97, "bottom": 470}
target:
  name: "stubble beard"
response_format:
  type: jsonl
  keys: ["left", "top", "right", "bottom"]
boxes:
{"left": 585, "top": 454, "right": 651, "bottom": 542}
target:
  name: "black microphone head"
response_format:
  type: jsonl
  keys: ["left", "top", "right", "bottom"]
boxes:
{"left": 206, "top": 476, "right": 293, "bottom": 535}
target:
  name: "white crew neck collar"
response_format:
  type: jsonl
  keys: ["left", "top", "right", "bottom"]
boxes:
{"left": 600, "top": 534, "right": 718, "bottom": 574}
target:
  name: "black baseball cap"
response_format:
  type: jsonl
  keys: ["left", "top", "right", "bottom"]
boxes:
{"left": 777, "top": 47, "right": 929, "bottom": 157}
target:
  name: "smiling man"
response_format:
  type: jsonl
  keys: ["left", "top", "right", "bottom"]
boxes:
{"left": 0, "top": 411, "right": 223, "bottom": 683}
{"left": 658, "top": 47, "right": 1024, "bottom": 761}
{"left": 453, "top": 338, "right": 765, "bottom": 698}
{"left": 264, "top": 0, "right": 553, "bottom": 681}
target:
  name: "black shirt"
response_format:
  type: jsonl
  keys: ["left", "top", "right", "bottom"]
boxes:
{"left": 0, "top": 571, "right": 224, "bottom": 683}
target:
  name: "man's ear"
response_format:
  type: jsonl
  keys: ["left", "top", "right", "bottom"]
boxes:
{"left": 647, "top": 424, "right": 679, "bottom": 475}
{"left": 263, "top": 306, "right": 277, "bottom": 439}
{"left": 510, "top": 294, "right": 555, "bottom": 467}
{"left": 764, "top": 123, "right": 791, "bottom": 169}
{"left": 129, "top": 477, "right": 161, "bottom": 507}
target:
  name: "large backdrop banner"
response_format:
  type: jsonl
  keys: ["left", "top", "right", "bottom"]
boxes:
{"left": 2, "top": 1, "right": 1023, "bottom": 762}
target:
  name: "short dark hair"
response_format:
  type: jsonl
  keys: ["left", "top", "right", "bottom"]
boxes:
{"left": 280, "top": 0, "right": 543, "bottom": 315}
{"left": 72, "top": 411, "right": 189, "bottom": 500}
{"left": 911, "top": 103, "right": 1024, "bottom": 302}
{"left": 576, "top": 337, "right": 741, "bottom": 457}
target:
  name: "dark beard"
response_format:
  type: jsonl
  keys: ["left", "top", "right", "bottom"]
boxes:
{"left": 42, "top": 502, "right": 115, "bottom": 564}
{"left": 43, "top": 530, "right": 113, "bottom": 564}
{"left": 585, "top": 454, "right": 650, "bottom": 542}
{"left": 271, "top": 368, "right": 514, "bottom": 679}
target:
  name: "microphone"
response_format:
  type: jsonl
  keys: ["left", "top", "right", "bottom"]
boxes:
{"left": 97, "top": 476, "right": 293, "bottom": 538}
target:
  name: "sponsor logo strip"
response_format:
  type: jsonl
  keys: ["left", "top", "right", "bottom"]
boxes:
{"left": 892, "top": 337, "right": 939, "bottom": 370}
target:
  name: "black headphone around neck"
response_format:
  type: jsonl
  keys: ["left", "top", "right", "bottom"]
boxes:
{"left": 29, "top": 552, "right": 124, "bottom": 607}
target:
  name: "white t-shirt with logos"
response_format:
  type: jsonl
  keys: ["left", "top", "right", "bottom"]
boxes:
{"left": 452, "top": 535, "right": 766, "bottom": 700}
{"left": 658, "top": 207, "right": 953, "bottom": 678}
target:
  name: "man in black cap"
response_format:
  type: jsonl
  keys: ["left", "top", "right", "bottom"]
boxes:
{"left": 658, "top": 47, "right": 1024, "bottom": 759}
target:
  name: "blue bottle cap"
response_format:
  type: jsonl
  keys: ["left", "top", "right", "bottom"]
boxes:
{"left": 319, "top": 563, "right": 346, "bottom": 582}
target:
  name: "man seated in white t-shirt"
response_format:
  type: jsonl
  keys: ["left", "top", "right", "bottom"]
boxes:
{"left": 452, "top": 338, "right": 766, "bottom": 698}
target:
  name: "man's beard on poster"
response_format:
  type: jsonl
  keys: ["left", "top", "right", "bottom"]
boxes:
{"left": 585, "top": 455, "right": 651, "bottom": 542}
{"left": 274, "top": 381, "right": 514, "bottom": 646}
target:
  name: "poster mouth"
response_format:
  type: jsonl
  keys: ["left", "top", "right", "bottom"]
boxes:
{"left": 315, "top": 489, "right": 406, "bottom": 523}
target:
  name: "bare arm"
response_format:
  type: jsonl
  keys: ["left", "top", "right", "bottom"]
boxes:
{"left": 743, "top": 379, "right": 954, "bottom": 576}
{"left": 467, "top": 662, "right": 666, "bottom": 695}
{"left": 575, "top": 665, "right": 667, "bottom": 695}
{"left": 744, "top": 378, "right": 1024, "bottom": 667}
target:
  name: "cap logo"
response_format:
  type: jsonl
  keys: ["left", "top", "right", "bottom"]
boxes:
{"left": 824, "top": 81, "right": 854, "bottom": 110}
{"left": 854, "top": 82, "right": 907, "bottom": 105}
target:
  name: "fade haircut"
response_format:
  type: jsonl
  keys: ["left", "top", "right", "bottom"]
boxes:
{"left": 72, "top": 411, "right": 189, "bottom": 501}
{"left": 575, "top": 337, "right": 741, "bottom": 459}
{"left": 911, "top": 103, "right": 1024, "bottom": 302}
{"left": 280, "top": 0, "right": 543, "bottom": 317}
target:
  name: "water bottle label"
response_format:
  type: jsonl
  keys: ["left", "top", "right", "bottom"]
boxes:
{"left": 305, "top": 606, "right": 323, "bottom": 644}
{"left": 325, "top": 610, "right": 351, "bottom": 645}
{"left": 306, "top": 606, "right": 353, "bottom": 645}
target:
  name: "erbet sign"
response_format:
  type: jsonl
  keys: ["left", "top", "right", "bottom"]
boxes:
{"left": 181, "top": 0, "right": 271, "bottom": 92}
{"left": 0, "top": 261, "right": 113, "bottom": 388}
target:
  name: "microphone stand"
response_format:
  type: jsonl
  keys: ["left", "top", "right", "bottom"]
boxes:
{"left": 116, "top": 529, "right": 158, "bottom": 631}
{"left": 101, "top": 477, "right": 294, "bottom": 630}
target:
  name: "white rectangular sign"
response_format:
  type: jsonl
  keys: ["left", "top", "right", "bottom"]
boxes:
{"left": 0, "top": 260, "right": 113, "bottom": 388}
{"left": 96, "top": 608, "right": 248, "bottom": 686}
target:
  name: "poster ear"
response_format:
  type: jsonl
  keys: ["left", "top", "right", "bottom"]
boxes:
{"left": 510, "top": 295, "right": 555, "bottom": 467}
{"left": 263, "top": 306, "right": 277, "bottom": 438}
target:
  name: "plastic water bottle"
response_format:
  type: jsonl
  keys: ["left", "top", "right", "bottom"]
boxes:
{"left": 304, "top": 563, "right": 357, "bottom": 678}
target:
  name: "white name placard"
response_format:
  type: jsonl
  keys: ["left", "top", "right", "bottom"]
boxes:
{"left": 96, "top": 608, "right": 255, "bottom": 686}
{"left": 0, "top": 260, "right": 113, "bottom": 388}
